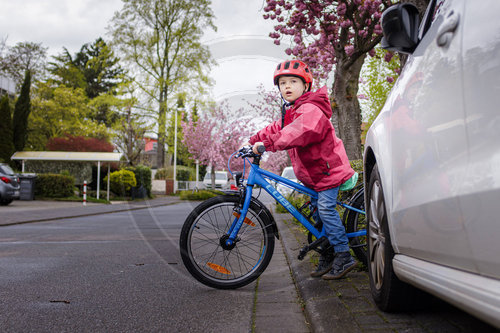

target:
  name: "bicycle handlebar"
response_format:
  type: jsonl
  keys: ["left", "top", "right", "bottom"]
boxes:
{"left": 236, "top": 145, "right": 265, "bottom": 158}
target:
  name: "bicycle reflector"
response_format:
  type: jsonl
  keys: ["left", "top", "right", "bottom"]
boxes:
{"left": 207, "top": 262, "right": 231, "bottom": 275}
{"left": 233, "top": 212, "right": 256, "bottom": 227}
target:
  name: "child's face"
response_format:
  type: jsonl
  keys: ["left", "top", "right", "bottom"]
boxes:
{"left": 278, "top": 76, "right": 308, "bottom": 103}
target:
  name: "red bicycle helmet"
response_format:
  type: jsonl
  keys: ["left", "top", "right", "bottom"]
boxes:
{"left": 273, "top": 60, "right": 313, "bottom": 91}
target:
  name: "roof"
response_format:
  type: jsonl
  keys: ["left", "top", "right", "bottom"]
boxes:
{"left": 11, "top": 151, "right": 122, "bottom": 162}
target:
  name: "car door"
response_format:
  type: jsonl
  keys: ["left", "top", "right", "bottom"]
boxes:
{"left": 389, "top": 0, "right": 477, "bottom": 273}
{"left": 459, "top": 1, "right": 500, "bottom": 279}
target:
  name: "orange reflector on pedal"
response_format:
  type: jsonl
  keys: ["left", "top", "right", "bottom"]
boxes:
{"left": 207, "top": 262, "right": 231, "bottom": 275}
{"left": 233, "top": 212, "right": 256, "bottom": 227}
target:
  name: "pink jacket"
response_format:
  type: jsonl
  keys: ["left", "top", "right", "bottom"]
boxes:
{"left": 249, "top": 86, "right": 354, "bottom": 192}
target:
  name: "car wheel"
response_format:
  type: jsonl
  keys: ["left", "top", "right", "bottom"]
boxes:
{"left": 367, "top": 164, "right": 420, "bottom": 311}
{"left": 0, "top": 198, "right": 13, "bottom": 206}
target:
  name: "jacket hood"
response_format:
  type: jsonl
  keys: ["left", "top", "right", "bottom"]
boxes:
{"left": 294, "top": 86, "right": 332, "bottom": 119}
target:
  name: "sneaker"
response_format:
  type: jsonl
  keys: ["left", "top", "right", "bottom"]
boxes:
{"left": 322, "top": 252, "right": 356, "bottom": 280}
{"left": 310, "top": 249, "right": 334, "bottom": 277}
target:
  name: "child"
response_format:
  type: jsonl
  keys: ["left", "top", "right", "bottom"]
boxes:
{"left": 247, "top": 60, "right": 357, "bottom": 280}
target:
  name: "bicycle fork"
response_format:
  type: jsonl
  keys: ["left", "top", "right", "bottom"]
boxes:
{"left": 224, "top": 186, "right": 254, "bottom": 248}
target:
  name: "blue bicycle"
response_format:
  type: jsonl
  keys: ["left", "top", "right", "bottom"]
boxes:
{"left": 179, "top": 146, "right": 366, "bottom": 289}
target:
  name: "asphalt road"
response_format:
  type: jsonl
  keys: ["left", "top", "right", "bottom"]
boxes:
{"left": 0, "top": 202, "right": 258, "bottom": 332}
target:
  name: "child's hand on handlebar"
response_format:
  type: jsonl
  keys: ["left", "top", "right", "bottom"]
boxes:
{"left": 253, "top": 142, "right": 266, "bottom": 155}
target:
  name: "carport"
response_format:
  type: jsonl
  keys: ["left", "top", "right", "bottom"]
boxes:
{"left": 11, "top": 151, "right": 122, "bottom": 201}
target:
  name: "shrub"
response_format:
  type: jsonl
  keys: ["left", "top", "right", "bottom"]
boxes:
{"left": 179, "top": 189, "right": 223, "bottom": 200}
{"left": 154, "top": 165, "right": 195, "bottom": 181}
{"left": 35, "top": 173, "right": 75, "bottom": 198}
{"left": 104, "top": 169, "right": 137, "bottom": 196}
{"left": 154, "top": 168, "right": 170, "bottom": 180}
{"left": 125, "top": 165, "right": 152, "bottom": 197}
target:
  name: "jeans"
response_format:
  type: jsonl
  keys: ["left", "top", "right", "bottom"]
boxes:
{"left": 311, "top": 186, "right": 350, "bottom": 253}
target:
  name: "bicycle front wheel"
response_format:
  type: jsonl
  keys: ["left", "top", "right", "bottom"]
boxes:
{"left": 345, "top": 188, "right": 367, "bottom": 267}
{"left": 179, "top": 195, "right": 275, "bottom": 289}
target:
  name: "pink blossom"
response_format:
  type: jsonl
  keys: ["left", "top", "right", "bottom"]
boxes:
{"left": 384, "top": 52, "right": 394, "bottom": 62}
{"left": 337, "top": 3, "right": 347, "bottom": 16}
{"left": 345, "top": 45, "right": 354, "bottom": 56}
{"left": 340, "top": 20, "right": 352, "bottom": 28}
{"left": 387, "top": 77, "right": 394, "bottom": 83}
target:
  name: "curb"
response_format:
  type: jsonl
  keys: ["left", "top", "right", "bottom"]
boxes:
{"left": 276, "top": 214, "right": 360, "bottom": 333}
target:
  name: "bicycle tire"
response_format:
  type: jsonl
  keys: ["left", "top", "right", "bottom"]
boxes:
{"left": 345, "top": 187, "right": 367, "bottom": 267}
{"left": 179, "top": 195, "right": 275, "bottom": 289}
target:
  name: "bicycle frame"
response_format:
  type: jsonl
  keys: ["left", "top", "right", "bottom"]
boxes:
{"left": 225, "top": 160, "right": 366, "bottom": 247}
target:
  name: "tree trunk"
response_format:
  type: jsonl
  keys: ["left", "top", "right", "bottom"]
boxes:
{"left": 156, "top": 103, "right": 167, "bottom": 169}
{"left": 332, "top": 54, "right": 366, "bottom": 161}
{"left": 210, "top": 165, "right": 216, "bottom": 189}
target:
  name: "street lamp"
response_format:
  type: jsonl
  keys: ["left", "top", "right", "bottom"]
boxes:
{"left": 173, "top": 107, "right": 183, "bottom": 193}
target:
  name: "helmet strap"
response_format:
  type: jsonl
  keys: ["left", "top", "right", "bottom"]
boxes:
{"left": 280, "top": 96, "right": 294, "bottom": 128}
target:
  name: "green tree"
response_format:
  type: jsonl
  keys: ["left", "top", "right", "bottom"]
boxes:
{"left": 27, "top": 83, "right": 110, "bottom": 150}
{"left": 12, "top": 70, "right": 31, "bottom": 151}
{"left": 48, "top": 38, "right": 127, "bottom": 127}
{"left": 109, "top": 0, "right": 216, "bottom": 168}
{"left": 359, "top": 49, "right": 400, "bottom": 140}
{"left": 0, "top": 95, "right": 15, "bottom": 162}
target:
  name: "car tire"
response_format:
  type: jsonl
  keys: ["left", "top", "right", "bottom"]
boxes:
{"left": 0, "top": 198, "right": 13, "bottom": 206}
{"left": 367, "top": 164, "right": 421, "bottom": 311}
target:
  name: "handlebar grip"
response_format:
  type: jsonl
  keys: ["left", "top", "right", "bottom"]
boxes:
{"left": 257, "top": 145, "right": 266, "bottom": 154}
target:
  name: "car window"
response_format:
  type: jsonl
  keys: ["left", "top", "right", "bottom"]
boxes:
{"left": 0, "top": 164, "right": 15, "bottom": 175}
{"left": 215, "top": 173, "right": 227, "bottom": 180}
{"left": 418, "top": 0, "right": 436, "bottom": 40}
{"left": 204, "top": 172, "right": 227, "bottom": 180}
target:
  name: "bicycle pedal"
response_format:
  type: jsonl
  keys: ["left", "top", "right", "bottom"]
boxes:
{"left": 298, "top": 245, "right": 309, "bottom": 260}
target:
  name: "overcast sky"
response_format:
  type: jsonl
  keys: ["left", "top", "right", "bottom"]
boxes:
{"left": 0, "top": 0, "right": 286, "bottom": 102}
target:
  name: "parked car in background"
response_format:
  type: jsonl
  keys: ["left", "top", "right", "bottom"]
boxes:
{"left": 0, "top": 163, "right": 20, "bottom": 205}
{"left": 363, "top": 1, "right": 500, "bottom": 329}
{"left": 276, "top": 166, "right": 299, "bottom": 197}
{"left": 203, "top": 171, "right": 230, "bottom": 189}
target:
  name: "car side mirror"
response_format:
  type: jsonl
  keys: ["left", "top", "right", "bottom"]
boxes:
{"left": 380, "top": 3, "right": 420, "bottom": 54}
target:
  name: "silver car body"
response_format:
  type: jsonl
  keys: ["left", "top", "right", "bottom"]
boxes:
{"left": 203, "top": 171, "right": 230, "bottom": 189}
{"left": 276, "top": 166, "right": 299, "bottom": 196}
{"left": 365, "top": 0, "right": 500, "bottom": 327}
{"left": 0, "top": 163, "right": 20, "bottom": 204}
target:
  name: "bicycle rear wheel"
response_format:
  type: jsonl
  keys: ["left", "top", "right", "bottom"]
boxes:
{"left": 179, "top": 195, "right": 275, "bottom": 289}
{"left": 345, "top": 188, "right": 367, "bottom": 267}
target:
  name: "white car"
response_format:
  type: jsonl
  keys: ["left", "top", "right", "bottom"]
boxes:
{"left": 364, "top": 1, "right": 500, "bottom": 329}
{"left": 276, "top": 166, "right": 299, "bottom": 197}
{"left": 203, "top": 171, "right": 230, "bottom": 189}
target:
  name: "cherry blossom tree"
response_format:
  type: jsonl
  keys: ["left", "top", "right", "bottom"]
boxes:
{"left": 263, "top": 0, "right": 393, "bottom": 160}
{"left": 181, "top": 103, "right": 255, "bottom": 187}
{"left": 247, "top": 84, "right": 290, "bottom": 174}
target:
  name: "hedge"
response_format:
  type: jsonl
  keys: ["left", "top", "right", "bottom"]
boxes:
{"left": 26, "top": 160, "right": 92, "bottom": 185}
{"left": 179, "top": 190, "right": 223, "bottom": 200}
{"left": 35, "top": 173, "right": 75, "bottom": 198}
